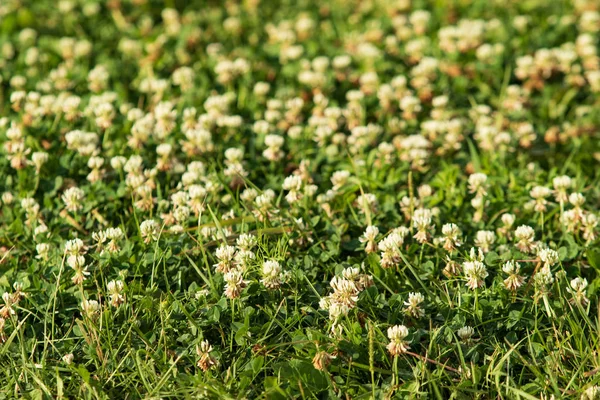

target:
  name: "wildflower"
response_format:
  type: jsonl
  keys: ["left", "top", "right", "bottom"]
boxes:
{"left": 62, "top": 353, "right": 74, "bottom": 365}
{"left": 355, "top": 193, "right": 378, "bottom": 215}
{"left": 569, "top": 192, "right": 586, "bottom": 209}
{"left": 196, "top": 340, "right": 217, "bottom": 372}
{"left": 282, "top": 175, "right": 303, "bottom": 204}
{"left": 253, "top": 189, "right": 278, "bottom": 221}
{"left": 107, "top": 280, "right": 125, "bottom": 307}
{"left": 457, "top": 326, "right": 474, "bottom": 343}
{"left": 329, "top": 277, "right": 359, "bottom": 309}
{"left": 261, "top": 260, "right": 284, "bottom": 289}
{"left": 36, "top": 243, "right": 51, "bottom": 261}
{"left": 463, "top": 258, "right": 488, "bottom": 290}
{"left": 34, "top": 224, "right": 48, "bottom": 238}
{"left": 65, "top": 238, "right": 86, "bottom": 255}
{"left": 235, "top": 249, "right": 255, "bottom": 271}
{"left": 214, "top": 245, "right": 237, "bottom": 273}
{"left": 0, "top": 292, "right": 17, "bottom": 318}
{"left": 514, "top": 225, "right": 536, "bottom": 253}
{"left": 386, "top": 325, "right": 410, "bottom": 356}
{"left": 378, "top": 230, "right": 405, "bottom": 268}
{"left": 81, "top": 299, "right": 100, "bottom": 319}
{"left": 497, "top": 213, "right": 516, "bottom": 238}
{"left": 418, "top": 185, "right": 433, "bottom": 199}
{"left": 441, "top": 223, "right": 462, "bottom": 252}
{"left": 468, "top": 173, "right": 488, "bottom": 197}
{"left": 263, "top": 134, "right": 285, "bottom": 161}
{"left": 468, "top": 247, "right": 485, "bottom": 262}
{"left": 403, "top": 292, "right": 425, "bottom": 318}
{"left": 443, "top": 256, "right": 461, "bottom": 277}
{"left": 359, "top": 225, "right": 379, "bottom": 253}
{"left": 1, "top": 192, "right": 14, "bottom": 205}
{"left": 236, "top": 234, "right": 257, "bottom": 251}
{"left": 538, "top": 247, "right": 559, "bottom": 268}
{"left": 31, "top": 151, "right": 48, "bottom": 173}
{"left": 569, "top": 277, "right": 589, "bottom": 306}
{"left": 533, "top": 265, "right": 554, "bottom": 292}
{"left": 582, "top": 386, "right": 600, "bottom": 400}
{"left": 140, "top": 220, "right": 160, "bottom": 243}
{"left": 582, "top": 214, "right": 598, "bottom": 243}
{"left": 62, "top": 187, "right": 85, "bottom": 212}
{"left": 104, "top": 227, "right": 124, "bottom": 253}
{"left": 331, "top": 170, "right": 351, "bottom": 191}
{"left": 224, "top": 270, "right": 246, "bottom": 299}
{"left": 471, "top": 197, "right": 486, "bottom": 222}
{"left": 67, "top": 255, "right": 90, "bottom": 284}
{"left": 320, "top": 269, "right": 371, "bottom": 321}
{"left": 528, "top": 186, "right": 552, "bottom": 212}
{"left": 399, "top": 195, "right": 420, "bottom": 220}
{"left": 412, "top": 208, "right": 434, "bottom": 243}
{"left": 552, "top": 175, "right": 571, "bottom": 203}
{"left": 0, "top": 318, "right": 5, "bottom": 343}
{"left": 312, "top": 351, "right": 335, "bottom": 371}
{"left": 474, "top": 230, "right": 495, "bottom": 253}
{"left": 502, "top": 261, "right": 526, "bottom": 291}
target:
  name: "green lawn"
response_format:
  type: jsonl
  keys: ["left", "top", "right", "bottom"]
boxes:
{"left": 1, "top": 0, "right": 600, "bottom": 398}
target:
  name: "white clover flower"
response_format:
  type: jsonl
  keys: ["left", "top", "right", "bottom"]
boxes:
{"left": 582, "top": 386, "right": 600, "bottom": 400}
{"left": 569, "top": 192, "right": 585, "bottom": 207}
{"left": 67, "top": 254, "right": 89, "bottom": 284}
{"left": 457, "top": 326, "right": 474, "bottom": 342}
{"left": 65, "top": 238, "right": 85, "bottom": 255}
{"left": 538, "top": 248, "right": 559, "bottom": 268}
{"left": 196, "top": 340, "right": 217, "bottom": 371}
{"left": 552, "top": 175, "right": 572, "bottom": 203}
{"left": 468, "top": 173, "right": 488, "bottom": 197}
{"left": 502, "top": 261, "right": 526, "bottom": 291}
{"left": 498, "top": 213, "right": 516, "bottom": 238}
{"left": 582, "top": 214, "right": 598, "bottom": 243}
{"left": 104, "top": 227, "right": 124, "bottom": 253}
{"left": 261, "top": 260, "right": 283, "bottom": 289}
{"left": 236, "top": 234, "right": 257, "bottom": 251}
{"left": 412, "top": 208, "right": 433, "bottom": 243}
{"left": 36, "top": 243, "right": 51, "bottom": 260}
{"left": 1, "top": 192, "right": 14, "bottom": 205}
{"left": 359, "top": 225, "right": 379, "bottom": 253}
{"left": 224, "top": 269, "right": 246, "bottom": 299}
{"left": 474, "top": 230, "right": 495, "bottom": 253}
{"left": 62, "top": 187, "right": 85, "bottom": 212}
{"left": 107, "top": 280, "right": 125, "bottom": 307}
{"left": 31, "top": 152, "right": 48, "bottom": 172}
{"left": 463, "top": 260, "right": 488, "bottom": 290}
{"left": 214, "top": 245, "right": 237, "bottom": 273}
{"left": 263, "top": 134, "right": 285, "bottom": 161}
{"left": 341, "top": 267, "right": 360, "bottom": 281}
{"left": 34, "top": 224, "right": 48, "bottom": 238}
{"left": 62, "top": 353, "right": 74, "bottom": 365}
{"left": 533, "top": 265, "right": 554, "bottom": 290}
{"left": 378, "top": 231, "right": 405, "bottom": 268}
{"left": 529, "top": 186, "right": 552, "bottom": 212}
{"left": 569, "top": 277, "right": 589, "bottom": 306}
{"left": 331, "top": 170, "right": 351, "bottom": 190}
{"left": 387, "top": 325, "right": 410, "bottom": 356}
{"left": 355, "top": 193, "right": 378, "bottom": 215}
{"left": 282, "top": 175, "right": 303, "bottom": 204}
{"left": 441, "top": 223, "right": 462, "bottom": 252}
{"left": 81, "top": 299, "right": 100, "bottom": 318}
{"left": 403, "top": 292, "right": 425, "bottom": 318}
{"left": 514, "top": 225, "right": 536, "bottom": 253}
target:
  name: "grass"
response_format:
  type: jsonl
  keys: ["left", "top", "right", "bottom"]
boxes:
{"left": 0, "top": 0, "right": 600, "bottom": 398}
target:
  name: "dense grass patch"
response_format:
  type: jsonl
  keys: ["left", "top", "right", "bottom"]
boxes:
{"left": 1, "top": 0, "right": 600, "bottom": 398}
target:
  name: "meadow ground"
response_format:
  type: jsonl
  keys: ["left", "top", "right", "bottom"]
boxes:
{"left": 1, "top": 0, "right": 600, "bottom": 398}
